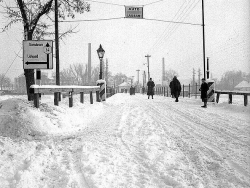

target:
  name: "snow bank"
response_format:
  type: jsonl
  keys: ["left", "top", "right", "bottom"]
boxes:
{"left": 0, "top": 95, "right": 104, "bottom": 139}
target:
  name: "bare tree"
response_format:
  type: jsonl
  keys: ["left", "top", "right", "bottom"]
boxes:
{"left": 0, "top": 74, "right": 12, "bottom": 90}
{"left": 165, "top": 69, "right": 179, "bottom": 83}
{"left": 0, "top": 0, "right": 90, "bottom": 100}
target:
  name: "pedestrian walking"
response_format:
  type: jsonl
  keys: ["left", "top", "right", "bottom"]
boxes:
{"left": 171, "top": 76, "right": 181, "bottom": 102}
{"left": 199, "top": 78, "right": 209, "bottom": 108}
{"left": 147, "top": 78, "right": 155, "bottom": 99}
{"left": 169, "top": 80, "right": 174, "bottom": 98}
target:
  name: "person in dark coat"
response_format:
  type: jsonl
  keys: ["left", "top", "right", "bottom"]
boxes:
{"left": 199, "top": 78, "right": 209, "bottom": 108}
{"left": 171, "top": 76, "right": 181, "bottom": 102}
{"left": 169, "top": 80, "right": 174, "bottom": 98}
{"left": 147, "top": 78, "right": 155, "bottom": 99}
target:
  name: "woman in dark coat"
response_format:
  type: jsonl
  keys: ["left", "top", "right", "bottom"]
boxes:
{"left": 147, "top": 78, "right": 155, "bottom": 99}
{"left": 171, "top": 76, "right": 181, "bottom": 102}
{"left": 199, "top": 78, "right": 209, "bottom": 108}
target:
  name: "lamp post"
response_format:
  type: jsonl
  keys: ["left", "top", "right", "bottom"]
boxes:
{"left": 97, "top": 44, "right": 105, "bottom": 79}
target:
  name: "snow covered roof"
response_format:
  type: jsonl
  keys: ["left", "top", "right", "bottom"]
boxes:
{"left": 235, "top": 80, "right": 250, "bottom": 88}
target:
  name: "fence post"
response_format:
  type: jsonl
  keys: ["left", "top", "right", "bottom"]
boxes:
{"left": 195, "top": 83, "right": 197, "bottom": 99}
{"left": 80, "top": 92, "right": 84, "bottom": 103}
{"left": 90, "top": 91, "right": 93, "bottom": 104}
{"left": 167, "top": 87, "right": 168, "bottom": 97}
{"left": 69, "top": 92, "right": 73, "bottom": 107}
{"left": 216, "top": 93, "right": 220, "bottom": 103}
{"left": 96, "top": 91, "right": 100, "bottom": 102}
{"left": 244, "top": 94, "right": 248, "bottom": 106}
{"left": 34, "top": 93, "right": 39, "bottom": 108}
{"left": 189, "top": 84, "right": 190, "bottom": 98}
{"left": 229, "top": 94, "right": 232, "bottom": 104}
{"left": 183, "top": 84, "right": 185, "bottom": 98}
{"left": 164, "top": 87, "right": 165, "bottom": 97}
{"left": 54, "top": 92, "right": 59, "bottom": 106}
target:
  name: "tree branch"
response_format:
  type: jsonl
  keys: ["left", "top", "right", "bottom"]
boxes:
{"left": 16, "top": 0, "right": 28, "bottom": 25}
{"left": 30, "top": 0, "right": 53, "bottom": 33}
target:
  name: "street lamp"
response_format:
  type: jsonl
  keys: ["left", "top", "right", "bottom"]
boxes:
{"left": 97, "top": 44, "right": 105, "bottom": 79}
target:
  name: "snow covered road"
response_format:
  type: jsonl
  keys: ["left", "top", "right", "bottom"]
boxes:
{"left": 0, "top": 93, "right": 249, "bottom": 187}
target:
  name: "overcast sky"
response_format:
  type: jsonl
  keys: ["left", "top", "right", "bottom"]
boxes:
{"left": 0, "top": 0, "right": 249, "bottom": 84}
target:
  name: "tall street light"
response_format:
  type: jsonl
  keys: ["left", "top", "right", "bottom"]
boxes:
{"left": 97, "top": 44, "right": 105, "bottom": 79}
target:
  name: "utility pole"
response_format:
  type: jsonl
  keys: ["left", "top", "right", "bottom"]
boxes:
{"left": 131, "top": 76, "right": 134, "bottom": 86}
{"left": 192, "top": 68, "right": 196, "bottom": 93}
{"left": 202, "top": 0, "right": 206, "bottom": 81}
{"left": 145, "top": 54, "right": 151, "bottom": 80}
{"left": 106, "top": 58, "right": 108, "bottom": 86}
{"left": 142, "top": 72, "right": 145, "bottom": 88}
{"left": 206, "top": 57, "right": 209, "bottom": 79}
{"left": 88, "top": 43, "right": 91, "bottom": 85}
{"left": 198, "top": 68, "right": 201, "bottom": 86}
{"left": 162, "top": 57, "right": 165, "bottom": 86}
{"left": 136, "top": 69, "right": 140, "bottom": 85}
{"left": 55, "top": 0, "right": 60, "bottom": 102}
{"left": 55, "top": 0, "right": 59, "bottom": 85}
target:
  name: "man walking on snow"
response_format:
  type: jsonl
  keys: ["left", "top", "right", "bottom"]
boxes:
{"left": 171, "top": 76, "right": 181, "bottom": 102}
{"left": 199, "top": 78, "right": 209, "bottom": 108}
{"left": 147, "top": 78, "right": 155, "bottom": 99}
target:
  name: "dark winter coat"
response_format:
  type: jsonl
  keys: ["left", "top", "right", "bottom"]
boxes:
{"left": 147, "top": 80, "right": 155, "bottom": 96}
{"left": 200, "top": 82, "right": 209, "bottom": 99}
{"left": 171, "top": 78, "right": 181, "bottom": 98}
{"left": 169, "top": 81, "right": 174, "bottom": 95}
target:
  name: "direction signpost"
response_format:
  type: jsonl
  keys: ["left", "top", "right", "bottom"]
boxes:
{"left": 23, "top": 40, "right": 53, "bottom": 69}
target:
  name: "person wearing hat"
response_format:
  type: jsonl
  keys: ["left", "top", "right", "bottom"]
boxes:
{"left": 199, "top": 78, "right": 209, "bottom": 108}
{"left": 147, "top": 78, "right": 155, "bottom": 99}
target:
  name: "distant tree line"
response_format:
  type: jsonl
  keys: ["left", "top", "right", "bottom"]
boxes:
{"left": 10, "top": 64, "right": 130, "bottom": 94}
{"left": 3, "top": 69, "right": 250, "bottom": 94}
{"left": 215, "top": 70, "right": 250, "bottom": 90}
{"left": 0, "top": 74, "right": 12, "bottom": 90}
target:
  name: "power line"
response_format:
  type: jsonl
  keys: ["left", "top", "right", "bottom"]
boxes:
{"left": 144, "top": 0, "right": 165, "bottom": 6}
{"left": 58, "top": 17, "right": 125, "bottom": 22}
{"left": 85, "top": 0, "right": 166, "bottom": 7}
{"left": 157, "top": 0, "right": 200, "bottom": 49}
{"left": 1, "top": 47, "right": 22, "bottom": 81}
{"left": 85, "top": 0, "right": 124, "bottom": 7}
{"left": 163, "top": 0, "right": 200, "bottom": 46}
{"left": 147, "top": 0, "right": 192, "bottom": 53}
{"left": 149, "top": 0, "right": 201, "bottom": 54}
{"left": 143, "top": 18, "right": 201, "bottom": 26}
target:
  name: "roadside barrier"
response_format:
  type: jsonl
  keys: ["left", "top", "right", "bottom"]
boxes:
{"left": 207, "top": 79, "right": 215, "bottom": 102}
{"left": 29, "top": 85, "right": 100, "bottom": 108}
{"left": 215, "top": 90, "right": 250, "bottom": 106}
{"left": 96, "top": 79, "right": 106, "bottom": 101}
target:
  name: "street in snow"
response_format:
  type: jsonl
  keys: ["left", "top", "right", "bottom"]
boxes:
{"left": 0, "top": 93, "right": 249, "bottom": 188}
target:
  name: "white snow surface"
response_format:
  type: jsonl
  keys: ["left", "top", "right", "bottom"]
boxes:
{"left": 0, "top": 93, "right": 249, "bottom": 188}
